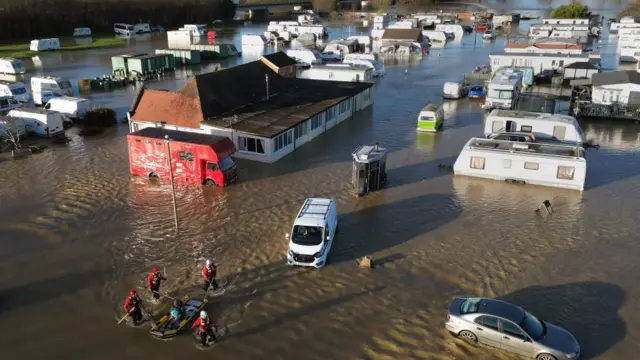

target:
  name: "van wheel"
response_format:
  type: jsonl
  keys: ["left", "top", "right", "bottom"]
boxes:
{"left": 148, "top": 172, "right": 159, "bottom": 179}
{"left": 204, "top": 179, "right": 217, "bottom": 186}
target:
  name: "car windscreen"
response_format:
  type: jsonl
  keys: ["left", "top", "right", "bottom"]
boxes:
{"left": 11, "top": 87, "right": 26, "bottom": 95}
{"left": 459, "top": 298, "right": 482, "bottom": 314}
{"left": 219, "top": 156, "right": 235, "bottom": 171}
{"left": 292, "top": 225, "right": 323, "bottom": 246}
{"left": 519, "top": 312, "right": 545, "bottom": 340}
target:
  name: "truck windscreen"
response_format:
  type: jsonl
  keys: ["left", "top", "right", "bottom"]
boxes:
{"left": 219, "top": 156, "right": 235, "bottom": 171}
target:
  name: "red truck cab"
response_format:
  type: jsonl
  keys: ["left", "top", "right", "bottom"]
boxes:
{"left": 127, "top": 127, "right": 237, "bottom": 187}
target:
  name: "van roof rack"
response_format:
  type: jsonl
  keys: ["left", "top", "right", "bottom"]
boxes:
{"left": 298, "top": 198, "right": 331, "bottom": 219}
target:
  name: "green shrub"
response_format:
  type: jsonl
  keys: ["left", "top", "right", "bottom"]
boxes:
{"left": 83, "top": 107, "right": 117, "bottom": 127}
{"left": 551, "top": 4, "right": 590, "bottom": 19}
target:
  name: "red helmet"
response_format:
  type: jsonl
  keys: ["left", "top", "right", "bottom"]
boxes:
{"left": 152, "top": 266, "right": 159, "bottom": 273}
{"left": 129, "top": 289, "right": 136, "bottom": 296}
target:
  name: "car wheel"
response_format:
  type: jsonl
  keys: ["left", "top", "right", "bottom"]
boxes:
{"left": 204, "top": 179, "right": 217, "bottom": 186}
{"left": 458, "top": 330, "right": 477, "bottom": 343}
{"left": 149, "top": 172, "right": 159, "bottom": 179}
{"left": 536, "top": 354, "right": 557, "bottom": 360}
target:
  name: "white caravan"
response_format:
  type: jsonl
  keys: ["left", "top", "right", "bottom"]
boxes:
{"left": 0, "top": 81, "right": 30, "bottom": 103}
{"left": 114, "top": 23, "right": 135, "bottom": 36}
{"left": 44, "top": 96, "right": 91, "bottom": 119}
{"left": 421, "top": 30, "right": 447, "bottom": 43}
{"left": 619, "top": 45, "right": 640, "bottom": 62}
{"left": 343, "top": 54, "right": 385, "bottom": 76}
{"left": 453, "top": 137, "right": 587, "bottom": 191}
{"left": 286, "top": 49, "right": 322, "bottom": 65}
{"left": 180, "top": 24, "right": 207, "bottom": 37}
{"left": 388, "top": 21, "right": 416, "bottom": 29}
{"left": 485, "top": 109, "right": 585, "bottom": 146}
{"left": 483, "top": 69, "right": 523, "bottom": 110}
{"left": 0, "top": 58, "right": 26, "bottom": 74}
{"left": 288, "top": 25, "right": 328, "bottom": 38}
{"left": 617, "top": 35, "right": 640, "bottom": 48}
{"left": 30, "top": 38, "right": 61, "bottom": 51}
{"left": 31, "top": 76, "right": 73, "bottom": 105}
{"left": 73, "top": 27, "right": 92, "bottom": 36}
{"left": 285, "top": 198, "right": 338, "bottom": 269}
{"left": 241, "top": 34, "right": 268, "bottom": 46}
{"left": 0, "top": 96, "right": 23, "bottom": 113}
{"left": 435, "top": 24, "right": 464, "bottom": 38}
{"left": 8, "top": 108, "right": 64, "bottom": 137}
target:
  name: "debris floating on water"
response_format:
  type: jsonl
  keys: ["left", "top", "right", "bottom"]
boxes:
{"left": 357, "top": 256, "right": 375, "bottom": 268}
{"left": 535, "top": 200, "right": 553, "bottom": 215}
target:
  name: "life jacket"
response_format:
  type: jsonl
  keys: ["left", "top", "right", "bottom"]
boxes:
{"left": 151, "top": 272, "right": 160, "bottom": 285}
{"left": 199, "top": 317, "right": 211, "bottom": 332}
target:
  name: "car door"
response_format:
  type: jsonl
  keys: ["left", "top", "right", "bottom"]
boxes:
{"left": 472, "top": 316, "right": 503, "bottom": 348}
{"left": 499, "top": 319, "right": 535, "bottom": 357}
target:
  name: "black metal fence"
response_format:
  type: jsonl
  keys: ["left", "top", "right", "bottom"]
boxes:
{"left": 516, "top": 93, "right": 558, "bottom": 114}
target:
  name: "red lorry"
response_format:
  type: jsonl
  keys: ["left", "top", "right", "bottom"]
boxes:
{"left": 127, "top": 127, "right": 238, "bottom": 187}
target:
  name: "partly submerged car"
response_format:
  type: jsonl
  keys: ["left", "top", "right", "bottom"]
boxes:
{"left": 446, "top": 297, "right": 580, "bottom": 360}
{"left": 468, "top": 84, "right": 485, "bottom": 98}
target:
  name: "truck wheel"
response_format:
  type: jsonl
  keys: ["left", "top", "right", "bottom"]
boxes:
{"left": 149, "top": 172, "right": 159, "bottom": 179}
{"left": 204, "top": 179, "right": 217, "bottom": 186}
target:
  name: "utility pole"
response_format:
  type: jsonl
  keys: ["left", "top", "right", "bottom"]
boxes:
{"left": 165, "top": 135, "right": 179, "bottom": 231}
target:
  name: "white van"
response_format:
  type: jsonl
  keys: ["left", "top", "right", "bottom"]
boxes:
{"left": 73, "top": 27, "right": 92, "bottom": 36}
{"left": 285, "top": 198, "right": 338, "bottom": 269}
{"left": 0, "top": 82, "right": 30, "bottom": 103}
{"left": 0, "top": 96, "right": 23, "bottom": 113}
{"left": 8, "top": 109, "right": 64, "bottom": 137}
{"left": 134, "top": 23, "right": 151, "bottom": 34}
{"left": 0, "top": 58, "right": 26, "bottom": 74}
{"left": 485, "top": 109, "right": 585, "bottom": 146}
{"left": 286, "top": 49, "right": 322, "bottom": 65}
{"left": 443, "top": 81, "right": 467, "bottom": 99}
{"left": 30, "top": 38, "right": 61, "bottom": 51}
{"left": 114, "top": 23, "right": 134, "bottom": 35}
{"left": 31, "top": 76, "right": 73, "bottom": 105}
{"left": 44, "top": 96, "right": 90, "bottom": 119}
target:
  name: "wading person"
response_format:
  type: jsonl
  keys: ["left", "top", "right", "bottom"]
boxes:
{"left": 191, "top": 310, "right": 217, "bottom": 345}
{"left": 147, "top": 265, "right": 166, "bottom": 300}
{"left": 123, "top": 290, "right": 144, "bottom": 325}
{"left": 202, "top": 260, "right": 218, "bottom": 291}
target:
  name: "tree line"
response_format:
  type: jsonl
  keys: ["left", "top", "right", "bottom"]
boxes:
{"left": 0, "top": 0, "right": 237, "bottom": 40}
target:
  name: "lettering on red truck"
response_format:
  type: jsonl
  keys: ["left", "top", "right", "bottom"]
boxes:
{"left": 127, "top": 128, "right": 238, "bottom": 187}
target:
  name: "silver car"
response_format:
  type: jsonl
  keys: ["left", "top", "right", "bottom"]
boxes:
{"left": 445, "top": 297, "right": 580, "bottom": 360}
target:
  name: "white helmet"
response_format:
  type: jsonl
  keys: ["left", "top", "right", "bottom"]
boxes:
{"left": 200, "top": 310, "right": 208, "bottom": 319}
{"left": 206, "top": 259, "right": 212, "bottom": 267}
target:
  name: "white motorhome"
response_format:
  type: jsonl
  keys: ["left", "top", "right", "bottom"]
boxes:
{"left": 483, "top": 69, "right": 523, "bottom": 110}
{"left": 241, "top": 34, "right": 268, "bottom": 46}
{"left": 114, "top": 23, "right": 135, "bottom": 36}
{"left": 421, "top": 30, "right": 447, "bottom": 43}
{"left": 0, "top": 81, "right": 30, "bottom": 103}
{"left": 44, "top": 96, "right": 91, "bottom": 119}
{"left": 180, "top": 24, "right": 207, "bottom": 37}
{"left": 453, "top": 138, "right": 586, "bottom": 191}
{"left": 31, "top": 76, "right": 73, "bottom": 105}
{"left": 414, "top": 13, "right": 441, "bottom": 27}
{"left": 8, "top": 108, "right": 64, "bottom": 137}
{"left": 30, "top": 39, "right": 61, "bottom": 51}
{"left": 0, "top": 58, "right": 26, "bottom": 74}
{"left": 0, "top": 96, "right": 23, "bottom": 114}
{"left": 286, "top": 49, "right": 322, "bottom": 65}
{"left": 485, "top": 109, "right": 585, "bottom": 146}
{"left": 73, "top": 27, "right": 92, "bottom": 37}
{"left": 133, "top": 23, "right": 151, "bottom": 34}
{"left": 285, "top": 198, "right": 338, "bottom": 269}
{"left": 435, "top": 24, "right": 464, "bottom": 38}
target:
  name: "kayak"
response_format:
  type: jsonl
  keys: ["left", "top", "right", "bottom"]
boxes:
{"left": 150, "top": 296, "right": 208, "bottom": 338}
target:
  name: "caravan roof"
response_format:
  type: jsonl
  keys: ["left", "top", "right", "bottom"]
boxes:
{"left": 463, "top": 137, "right": 585, "bottom": 159}
{"left": 489, "top": 109, "right": 577, "bottom": 125}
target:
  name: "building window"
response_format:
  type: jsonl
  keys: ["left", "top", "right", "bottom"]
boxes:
{"left": 179, "top": 151, "right": 194, "bottom": 161}
{"left": 274, "top": 130, "right": 292, "bottom": 153}
{"left": 364, "top": 88, "right": 371, "bottom": 101}
{"left": 310, "top": 114, "right": 323, "bottom": 130}
{"left": 559, "top": 60, "right": 564, "bottom": 67}
{"left": 492, "top": 58, "right": 500, "bottom": 66}
{"left": 553, "top": 126, "right": 566, "bottom": 140}
{"left": 524, "top": 162, "right": 539, "bottom": 170}
{"left": 238, "top": 136, "right": 265, "bottom": 154}
{"left": 521, "top": 125, "right": 532, "bottom": 132}
{"left": 470, "top": 156, "right": 485, "bottom": 170}
{"left": 557, "top": 166, "right": 575, "bottom": 180}
{"left": 524, "top": 59, "right": 533, "bottom": 66}
{"left": 294, "top": 121, "right": 308, "bottom": 139}
{"left": 339, "top": 101, "right": 348, "bottom": 114}
{"left": 326, "top": 106, "right": 336, "bottom": 120}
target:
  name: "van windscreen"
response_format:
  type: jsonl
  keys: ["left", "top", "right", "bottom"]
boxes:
{"left": 292, "top": 225, "right": 323, "bottom": 246}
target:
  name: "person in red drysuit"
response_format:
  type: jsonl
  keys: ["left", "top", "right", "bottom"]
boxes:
{"left": 192, "top": 310, "right": 217, "bottom": 345}
{"left": 202, "top": 260, "right": 218, "bottom": 291}
{"left": 123, "top": 290, "right": 144, "bottom": 325}
{"left": 147, "top": 265, "right": 166, "bottom": 300}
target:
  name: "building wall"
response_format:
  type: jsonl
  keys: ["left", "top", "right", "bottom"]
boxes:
{"left": 489, "top": 54, "right": 590, "bottom": 75}
{"left": 592, "top": 83, "right": 640, "bottom": 105}
{"left": 504, "top": 47, "right": 582, "bottom": 55}
{"left": 297, "top": 68, "right": 373, "bottom": 83}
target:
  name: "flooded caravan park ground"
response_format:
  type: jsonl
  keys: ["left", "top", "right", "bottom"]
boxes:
{"left": 2, "top": 3, "right": 640, "bottom": 360}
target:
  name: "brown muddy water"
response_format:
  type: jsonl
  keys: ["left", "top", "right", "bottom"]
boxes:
{"left": 1, "top": 6, "right": 639, "bottom": 360}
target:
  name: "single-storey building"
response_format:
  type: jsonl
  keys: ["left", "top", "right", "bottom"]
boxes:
{"left": 504, "top": 43, "right": 583, "bottom": 55}
{"left": 297, "top": 64, "right": 373, "bottom": 83}
{"left": 563, "top": 62, "right": 599, "bottom": 81}
{"left": 489, "top": 51, "right": 600, "bottom": 75}
{"left": 128, "top": 53, "right": 374, "bottom": 163}
{"left": 591, "top": 71, "right": 640, "bottom": 106}
{"left": 381, "top": 29, "right": 424, "bottom": 45}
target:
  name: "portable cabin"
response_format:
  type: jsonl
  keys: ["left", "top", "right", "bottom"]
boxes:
{"left": 352, "top": 143, "right": 388, "bottom": 196}
{"left": 0, "top": 81, "right": 30, "bottom": 103}
{"left": 189, "top": 44, "right": 239, "bottom": 58}
{"left": 563, "top": 62, "right": 599, "bottom": 81}
{"left": 388, "top": 21, "right": 415, "bottom": 29}
{"left": 296, "top": 64, "right": 373, "bottom": 83}
{"left": 155, "top": 49, "right": 201, "bottom": 65}
{"left": 619, "top": 45, "right": 640, "bottom": 62}
{"left": 114, "top": 23, "right": 135, "bottom": 35}
{"left": 417, "top": 104, "right": 444, "bottom": 132}
{"left": 7, "top": 108, "right": 65, "bottom": 137}
{"left": 0, "top": 58, "right": 26, "bottom": 75}
{"left": 453, "top": 137, "right": 586, "bottom": 191}
{"left": 111, "top": 53, "right": 148, "bottom": 74}
{"left": 167, "top": 30, "right": 192, "bottom": 40}
{"left": 484, "top": 109, "right": 585, "bottom": 146}
{"left": 30, "top": 38, "right": 60, "bottom": 51}
{"left": 489, "top": 52, "right": 596, "bottom": 76}
{"left": 347, "top": 35, "right": 372, "bottom": 50}
{"left": 125, "top": 54, "right": 176, "bottom": 75}
{"left": 342, "top": 58, "right": 385, "bottom": 77}
{"left": 73, "top": 27, "right": 92, "bottom": 37}
{"left": 617, "top": 35, "right": 640, "bottom": 48}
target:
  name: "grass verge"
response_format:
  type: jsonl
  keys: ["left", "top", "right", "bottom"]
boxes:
{"left": 0, "top": 38, "right": 125, "bottom": 58}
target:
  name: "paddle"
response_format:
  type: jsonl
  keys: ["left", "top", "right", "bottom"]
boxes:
{"left": 117, "top": 311, "right": 130, "bottom": 325}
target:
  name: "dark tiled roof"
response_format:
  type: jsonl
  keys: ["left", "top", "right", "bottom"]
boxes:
{"left": 592, "top": 70, "right": 640, "bottom": 86}
{"left": 261, "top": 51, "right": 297, "bottom": 68}
{"left": 130, "top": 127, "right": 229, "bottom": 145}
{"left": 381, "top": 29, "right": 423, "bottom": 41}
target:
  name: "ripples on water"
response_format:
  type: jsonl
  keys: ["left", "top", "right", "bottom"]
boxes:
{"left": 2, "top": 8, "right": 640, "bottom": 360}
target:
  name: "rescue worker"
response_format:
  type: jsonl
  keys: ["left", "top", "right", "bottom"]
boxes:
{"left": 191, "top": 310, "right": 217, "bottom": 345}
{"left": 123, "top": 290, "right": 144, "bottom": 325}
{"left": 202, "top": 260, "right": 218, "bottom": 291}
{"left": 147, "top": 265, "right": 167, "bottom": 300}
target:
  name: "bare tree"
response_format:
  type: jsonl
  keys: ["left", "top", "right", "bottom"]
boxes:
{"left": 0, "top": 117, "right": 24, "bottom": 151}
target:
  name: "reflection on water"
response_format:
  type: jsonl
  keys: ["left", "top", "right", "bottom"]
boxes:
{"left": 580, "top": 117, "right": 640, "bottom": 150}
{"left": 73, "top": 37, "right": 93, "bottom": 46}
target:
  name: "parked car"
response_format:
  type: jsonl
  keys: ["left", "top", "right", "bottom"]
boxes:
{"left": 446, "top": 297, "right": 580, "bottom": 360}
{"left": 468, "top": 84, "right": 486, "bottom": 98}
{"left": 443, "top": 81, "right": 468, "bottom": 99}
{"left": 488, "top": 132, "right": 536, "bottom": 143}
{"left": 494, "top": 25, "right": 504, "bottom": 31}
{"left": 482, "top": 30, "right": 495, "bottom": 39}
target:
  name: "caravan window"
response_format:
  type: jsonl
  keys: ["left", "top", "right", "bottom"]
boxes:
{"left": 492, "top": 121, "right": 503, "bottom": 133}
{"left": 553, "top": 126, "right": 566, "bottom": 140}
{"left": 521, "top": 125, "right": 532, "bottom": 132}
{"left": 524, "top": 162, "right": 539, "bottom": 170}
{"left": 470, "top": 157, "right": 485, "bottom": 170}
{"left": 557, "top": 166, "right": 575, "bottom": 180}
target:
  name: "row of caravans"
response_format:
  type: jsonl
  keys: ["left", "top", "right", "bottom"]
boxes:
{"left": 284, "top": 49, "right": 384, "bottom": 77}
{"left": 266, "top": 21, "right": 328, "bottom": 38}
{"left": 114, "top": 23, "right": 151, "bottom": 36}
{"left": 610, "top": 16, "right": 640, "bottom": 32}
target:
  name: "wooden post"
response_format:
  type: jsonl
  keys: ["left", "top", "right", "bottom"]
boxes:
{"left": 165, "top": 135, "right": 179, "bottom": 231}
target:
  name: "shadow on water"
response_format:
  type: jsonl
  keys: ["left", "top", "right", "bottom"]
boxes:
{"left": 0, "top": 269, "right": 104, "bottom": 315}
{"left": 499, "top": 282, "right": 626, "bottom": 359}
{"left": 330, "top": 193, "right": 461, "bottom": 265}
{"left": 386, "top": 156, "right": 457, "bottom": 188}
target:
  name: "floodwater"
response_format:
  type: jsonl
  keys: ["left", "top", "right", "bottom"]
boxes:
{"left": 1, "top": 4, "right": 639, "bottom": 360}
